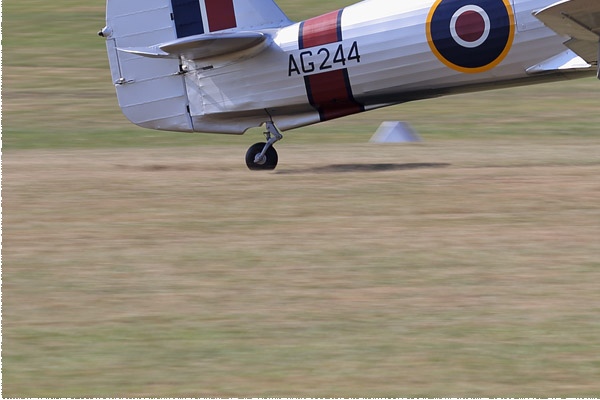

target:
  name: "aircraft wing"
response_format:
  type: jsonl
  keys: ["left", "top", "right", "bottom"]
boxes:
{"left": 118, "top": 31, "right": 267, "bottom": 60}
{"left": 535, "top": 0, "right": 600, "bottom": 65}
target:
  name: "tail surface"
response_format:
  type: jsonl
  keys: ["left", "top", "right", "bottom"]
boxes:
{"left": 102, "top": 0, "right": 290, "bottom": 131}
{"left": 170, "top": 0, "right": 290, "bottom": 36}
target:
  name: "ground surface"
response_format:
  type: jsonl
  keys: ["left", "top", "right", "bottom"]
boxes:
{"left": 4, "top": 139, "right": 600, "bottom": 397}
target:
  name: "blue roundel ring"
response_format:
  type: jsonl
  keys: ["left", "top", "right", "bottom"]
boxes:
{"left": 427, "top": 0, "right": 515, "bottom": 73}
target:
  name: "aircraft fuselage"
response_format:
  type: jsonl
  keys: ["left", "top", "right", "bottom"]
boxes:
{"left": 181, "top": 0, "right": 594, "bottom": 133}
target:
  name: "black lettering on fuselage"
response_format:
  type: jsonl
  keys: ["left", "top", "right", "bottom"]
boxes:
{"left": 288, "top": 41, "right": 362, "bottom": 77}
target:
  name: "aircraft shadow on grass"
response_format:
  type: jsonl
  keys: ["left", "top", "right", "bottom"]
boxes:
{"left": 115, "top": 162, "right": 450, "bottom": 174}
{"left": 277, "top": 162, "right": 451, "bottom": 174}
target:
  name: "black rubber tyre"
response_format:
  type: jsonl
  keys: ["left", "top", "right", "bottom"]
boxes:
{"left": 245, "top": 142, "right": 278, "bottom": 171}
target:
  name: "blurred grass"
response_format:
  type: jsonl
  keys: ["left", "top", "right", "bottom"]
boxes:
{"left": 3, "top": 142, "right": 600, "bottom": 397}
{"left": 2, "top": 0, "right": 600, "bottom": 397}
{"left": 2, "top": 0, "right": 599, "bottom": 149}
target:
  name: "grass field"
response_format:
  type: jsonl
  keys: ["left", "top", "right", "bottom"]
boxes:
{"left": 2, "top": 0, "right": 600, "bottom": 397}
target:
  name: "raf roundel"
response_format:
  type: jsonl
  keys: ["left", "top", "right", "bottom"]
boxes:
{"left": 427, "top": 0, "right": 515, "bottom": 73}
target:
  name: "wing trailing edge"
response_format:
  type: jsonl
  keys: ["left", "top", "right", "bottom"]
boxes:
{"left": 526, "top": 49, "right": 592, "bottom": 73}
{"left": 535, "top": 0, "right": 600, "bottom": 72}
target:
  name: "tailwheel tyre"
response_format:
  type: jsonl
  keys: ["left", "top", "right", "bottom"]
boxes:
{"left": 245, "top": 142, "right": 278, "bottom": 171}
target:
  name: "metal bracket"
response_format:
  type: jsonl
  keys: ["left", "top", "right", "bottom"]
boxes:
{"left": 254, "top": 121, "right": 283, "bottom": 164}
{"left": 115, "top": 77, "right": 135, "bottom": 85}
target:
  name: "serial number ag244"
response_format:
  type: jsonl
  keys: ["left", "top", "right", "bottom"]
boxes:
{"left": 288, "top": 41, "right": 361, "bottom": 77}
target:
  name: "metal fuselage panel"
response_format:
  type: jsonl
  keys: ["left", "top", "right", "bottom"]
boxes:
{"left": 181, "top": 0, "right": 593, "bottom": 133}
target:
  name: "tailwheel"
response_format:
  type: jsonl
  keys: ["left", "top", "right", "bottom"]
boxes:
{"left": 246, "top": 142, "right": 278, "bottom": 170}
{"left": 245, "top": 121, "right": 283, "bottom": 171}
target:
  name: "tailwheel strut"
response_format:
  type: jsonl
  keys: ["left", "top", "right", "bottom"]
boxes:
{"left": 245, "top": 121, "right": 283, "bottom": 171}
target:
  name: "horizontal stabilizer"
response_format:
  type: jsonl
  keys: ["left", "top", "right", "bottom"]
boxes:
{"left": 535, "top": 0, "right": 600, "bottom": 65}
{"left": 119, "top": 31, "right": 267, "bottom": 60}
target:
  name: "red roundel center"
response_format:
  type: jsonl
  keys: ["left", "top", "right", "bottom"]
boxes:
{"left": 455, "top": 11, "right": 486, "bottom": 43}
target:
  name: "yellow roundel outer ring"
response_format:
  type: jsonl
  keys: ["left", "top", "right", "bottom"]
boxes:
{"left": 426, "top": 0, "right": 516, "bottom": 74}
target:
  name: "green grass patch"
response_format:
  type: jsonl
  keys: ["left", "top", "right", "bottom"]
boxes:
{"left": 3, "top": 0, "right": 599, "bottom": 150}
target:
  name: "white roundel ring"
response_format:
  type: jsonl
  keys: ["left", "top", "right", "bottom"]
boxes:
{"left": 450, "top": 5, "right": 491, "bottom": 48}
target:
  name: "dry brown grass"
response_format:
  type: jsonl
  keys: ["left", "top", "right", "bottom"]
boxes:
{"left": 4, "top": 0, "right": 599, "bottom": 395}
{"left": 3, "top": 139, "right": 600, "bottom": 397}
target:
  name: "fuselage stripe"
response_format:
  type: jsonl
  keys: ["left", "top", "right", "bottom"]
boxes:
{"left": 299, "top": 9, "right": 364, "bottom": 122}
{"left": 171, "top": 0, "right": 205, "bottom": 38}
{"left": 299, "top": 10, "right": 343, "bottom": 49}
{"left": 205, "top": 0, "right": 237, "bottom": 32}
{"left": 304, "top": 69, "right": 364, "bottom": 122}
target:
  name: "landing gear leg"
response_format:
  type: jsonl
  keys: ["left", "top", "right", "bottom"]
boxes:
{"left": 245, "top": 121, "right": 283, "bottom": 171}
